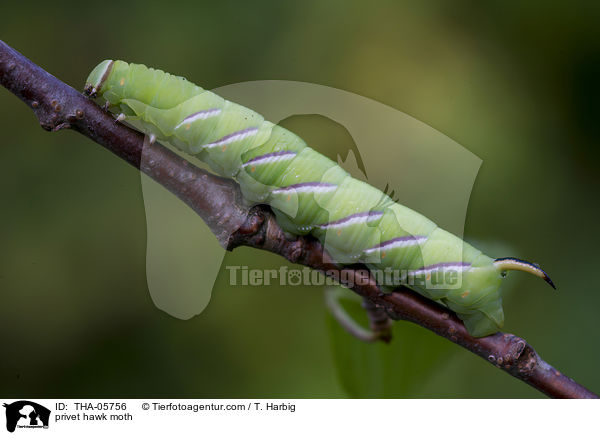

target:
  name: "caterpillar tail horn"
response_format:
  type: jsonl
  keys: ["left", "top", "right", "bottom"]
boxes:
{"left": 494, "top": 257, "right": 556, "bottom": 289}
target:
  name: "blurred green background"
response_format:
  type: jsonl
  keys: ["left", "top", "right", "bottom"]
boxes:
{"left": 1, "top": 0, "right": 599, "bottom": 398}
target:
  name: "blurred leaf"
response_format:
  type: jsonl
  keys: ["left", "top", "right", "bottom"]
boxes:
{"left": 326, "top": 286, "right": 456, "bottom": 398}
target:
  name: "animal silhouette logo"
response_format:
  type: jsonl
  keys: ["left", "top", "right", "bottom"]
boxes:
{"left": 3, "top": 401, "right": 50, "bottom": 432}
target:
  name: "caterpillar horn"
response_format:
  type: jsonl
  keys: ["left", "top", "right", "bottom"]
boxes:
{"left": 494, "top": 257, "right": 556, "bottom": 289}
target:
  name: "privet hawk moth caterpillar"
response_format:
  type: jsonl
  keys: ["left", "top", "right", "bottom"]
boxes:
{"left": 84, "top": 60, "right": 555, "bottom": 337}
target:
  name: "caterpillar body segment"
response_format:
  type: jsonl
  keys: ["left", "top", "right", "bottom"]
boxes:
{"left": 85, "top": 60, "right": 554, "bottom": 337}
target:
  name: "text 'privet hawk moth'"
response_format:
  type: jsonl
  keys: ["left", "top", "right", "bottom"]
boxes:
{"left": 84, "top": 60, "right": 555, "bottom": 337}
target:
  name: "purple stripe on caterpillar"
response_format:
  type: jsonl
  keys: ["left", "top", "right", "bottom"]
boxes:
{"left": 271, "top": 182, "right": 337, "bottom": 195}
{"left": 407, "top": 262, "right": 472, "bottom": 276}
{"left": 204, "top": 127, "right": 259, "bottom": 149}
{"left": 242, "top": 150, "right": 297, "bottom": 167}
{"left": 175, "top": 108, "right": 221, "bottom": 129}
{"left": 363, "top": 235, "right": 427, "bottom": 254}
{"left": 317, "top": 211, "right": 384, "bottom": 230}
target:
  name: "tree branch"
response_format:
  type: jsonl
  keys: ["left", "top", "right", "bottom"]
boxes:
{"left": 1, "top": 39, "right": 596, "bottom": 399}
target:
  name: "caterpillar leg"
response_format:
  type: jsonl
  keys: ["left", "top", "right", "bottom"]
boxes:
{"left": 114, "top": 112, "right": 160, "bottom": 147}
{"left": 362, "top": 298, "right": 393, "bottom": 343}
{"left": 325, "top": 287, "right": 391, "bottom": 343}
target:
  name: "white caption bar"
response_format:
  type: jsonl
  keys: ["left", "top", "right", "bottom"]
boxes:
{"left": 0, "top": 399, "right": 596, "bottom": 434}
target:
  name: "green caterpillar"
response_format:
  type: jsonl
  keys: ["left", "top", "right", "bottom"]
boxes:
{"left": 84, "top": 60, "right": 555, "bottom": 337}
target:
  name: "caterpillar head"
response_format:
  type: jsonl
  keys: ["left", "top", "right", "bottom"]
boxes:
{"left": 83, "top": 59, "right": 114, "bottom": 98}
